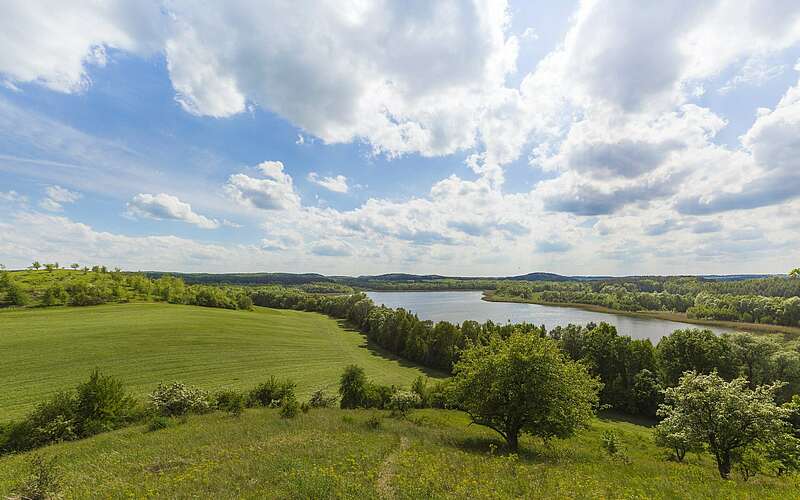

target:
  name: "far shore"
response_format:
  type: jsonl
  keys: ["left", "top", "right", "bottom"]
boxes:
{"left": 482, "top": 291, "right": 800, "bottom": 339}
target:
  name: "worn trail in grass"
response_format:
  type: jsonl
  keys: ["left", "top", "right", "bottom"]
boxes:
{"left": 0, "top": 303, "right": 441, "bottom": 419}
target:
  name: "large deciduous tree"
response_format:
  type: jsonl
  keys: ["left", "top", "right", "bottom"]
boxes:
{"left": 657, "top": 371, "right": 791, "bottom": 479}
{"left": 656, "top": 329, "right": 735, "bottom": 385}
{"left": 449, "top": 332, "right": 600, "bottom": 452}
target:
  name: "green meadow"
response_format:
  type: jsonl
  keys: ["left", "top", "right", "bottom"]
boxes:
{"left": 0, "top": 408, "right": 796, "bottom": 499}
{"left": 0, "top": 303, "right": 440, "bottom": 420}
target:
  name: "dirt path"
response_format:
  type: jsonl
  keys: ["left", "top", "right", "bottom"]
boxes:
{"left": 376, "top": 436, "right": 410, "bottom": 499}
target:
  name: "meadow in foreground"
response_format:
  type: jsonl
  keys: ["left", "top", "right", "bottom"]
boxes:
{"left": 0, "top": 408, "right": 796, "bottom": 499}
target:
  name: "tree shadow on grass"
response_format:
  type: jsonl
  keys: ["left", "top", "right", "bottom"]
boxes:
{"left": 450, "top": 435, "right": 571, "bottom": 465}
{"left": 598, "top": 409, "right": 657, "bottom": 428}
{"left": 335, "top": 319, "right": 448, "bottom": 379}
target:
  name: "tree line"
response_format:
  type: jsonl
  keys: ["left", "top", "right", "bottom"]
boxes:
{"left": 248, "top": 286, "right": 800, "bottom": 419}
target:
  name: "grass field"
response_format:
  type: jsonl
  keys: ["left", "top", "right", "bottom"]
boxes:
{"left": 0, "top": 303, "right": 443, "bottom": 420}
{"left": 0, "top": 408, "right": 796, "bottom": 498}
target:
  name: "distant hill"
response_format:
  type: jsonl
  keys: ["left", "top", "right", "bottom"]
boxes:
{"left": 139, "top": 271, "right": 778, "bottom": 286}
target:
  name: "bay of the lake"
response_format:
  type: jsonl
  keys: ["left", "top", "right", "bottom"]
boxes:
{"left": 366, "top": 290, "right": 733, "bottom": 343}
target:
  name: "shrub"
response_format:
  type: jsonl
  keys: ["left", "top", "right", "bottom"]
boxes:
{"left": 149, "top": 382, "right": 210, "bottom": 417}
{"left": 248, "top": 377, "right": 296, "bottom": 408}
{"left": 74, "top": 371, "right": 136, "bottom": 436}
{"left": 308, "top": 389, "right": 338, "bottom": 408}
{"left": 389, "top": 390, "right": 421, "bottom": 417}
{"left": 280, "top": 395, "right": 299, "bottom": 419}
{"left": 146, "top": 415, "right": 171, "bottom": 432}
{"left": 365, "top": 413, "right": 382, "bottom": 430}
{"left": 363, "top": 383, "right": 393, "bottom": 410}
{"left": 14, "top": 455, "right": 60, "bottom": 500}
{"left": 339, "top": 365, "right": 367, "bottom": 409}
{"left": 300, "top": 401, "right": 311, "bottom": 414}
{"left": 215, "top": 389, "right": 246, "bottom": 416}
{"left": 601, "top": 430, "right": 631, "bottom": 463}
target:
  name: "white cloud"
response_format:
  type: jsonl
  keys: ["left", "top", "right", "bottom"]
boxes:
{"left": 0, "top": 1, "right": 164, "bottom": 92}
{"left": 0, "top": 190, "right": 26, "bottom": 204}
{"left": 225, "top": 161, "right": 301, "bottom": 210}
{"left": 40, "top": 185, "right": 81, "bottom": 211}
{"left": 126, "top": 193, "right": 219, "bottom": 229}
{"left": 307, "top": 173, "right": 349, "bottom": 193}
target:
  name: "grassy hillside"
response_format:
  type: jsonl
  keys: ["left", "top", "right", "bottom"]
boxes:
{"left": 0, "top": 303, "right": 442, "bottom": 419}
{"left": 0, "top": 408, "right": 795, "bottom": 498}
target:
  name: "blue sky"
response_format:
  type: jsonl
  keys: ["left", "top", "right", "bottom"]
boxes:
{"left": 1, "top": 0, "right": 799, "bottom": 275}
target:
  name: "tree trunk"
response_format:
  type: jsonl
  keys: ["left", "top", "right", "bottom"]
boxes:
{"left": 716, "top": 451, "right": 732, "bottom": 479}
{"left": 506, "top": 431, "right": 519, "bottom": 452}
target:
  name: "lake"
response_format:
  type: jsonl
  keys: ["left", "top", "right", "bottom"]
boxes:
{"left": 366, "top": 290, "right": 734, "bottom": 343}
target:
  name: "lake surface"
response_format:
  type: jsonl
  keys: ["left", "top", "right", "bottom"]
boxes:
{"left": 366, "top": 291, "right": 734, "bottom": 343}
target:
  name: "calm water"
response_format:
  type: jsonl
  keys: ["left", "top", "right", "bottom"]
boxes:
{"left": 366, "top": 291, "right": 734, "bottom": 343}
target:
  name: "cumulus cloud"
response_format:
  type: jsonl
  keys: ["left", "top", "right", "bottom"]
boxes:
{"left": 40, "top": 185, "right": 81, "bottom": 211}
{"left": 0, "top": 1, "right": 163, "bottom": 92}
{"left": 677, "top": 78, "right": 800, "bottom": 214}
{"left": 225, "top": 161, "right": 301, "bottom": 210}
{"left": 126, "top": 193, "right": 219, "bottom": 229}
{"left": 307, "top": 173, "right": 349, "bottom": 193}
{"left": 162, "top": 0, "right": 517, "bottom": 158}
{"left": 310, "top": 240, "right": 352, "bottom": 257}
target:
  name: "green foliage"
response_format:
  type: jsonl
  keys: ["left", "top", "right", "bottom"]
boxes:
{"left": 247, "top": 377, "right": 296, "bottom": 408}
{"left": 146, "top": 415, "right": 171, "bottom": 432}
{"left": 601, "top": 430, "right": 630, "bottom": 463}
{"left": 791, "top": 268, "right": 800, "bottom": 279}
{"left": 653, "top": 414, "right": 701, "bottom": 462}
{"left": 279, "top": 394, "right": 300, "bottom": 419}
{"left": 388, "top": 390, "right": 421, "bottom": 417}
{"left": 308, "top": 389, "right": 338, "bottom": 408}
{"left": 74, "top": 370, "right": 137, "bottom": 435}
{"left": 0, "top": 372, "right": 134, "bottom": 453}
{"left": 13, "top": 454, "right": 60, "bottom": 500}
{"left": 449, "top": 332, "right": 601, "bottom": 451}
{"left": 148, "top": 382, "right": 211, "bottom": 417}
{"left": 339, "top": 365, "right": 368, "bottom": 409}
{"left": 214, "top": 390, "right": 246, "bottom": 416}
{"left": 365, "top": 413, "right": 382, "bottom": 430}
{"left": 656, "top": 329, "right": 736, "bottom": 385}
{"left": 658, "top": 371, "right": 792, "bottom": 479}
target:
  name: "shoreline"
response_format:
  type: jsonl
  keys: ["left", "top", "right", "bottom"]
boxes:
{"left": 482, "top": 291, "right": 800, "bottom": 338}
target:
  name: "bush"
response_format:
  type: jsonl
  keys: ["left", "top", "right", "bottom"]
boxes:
{"left": 363, "top": 383, "right": 393, "bottom": 410}
{"left": 300, "top": 401, "right": 311, "bottom": 414}
{"left": 149, "top": 382, "right": 210, "bottom": 417}
{"left": 247, "top": 377, "right": 296, "bottom": 408}
{"left": 602, "top": 430, "right": 630, "bottom": 463}
{"left": 339, "top": 365, "right": 367, "bottom": 409}
{"left": 280, "top": 395, "right": 299, "bottom": 419}
{"left": 308, "top": 389, "right": 338, "bottom": 408}
{"left": 389, "top": 390, "right": 421, "bottom": 417}
{"left": 365, "top": 413, "right": 382, "bottom": 430}
{"left": 215, "top": 389, "right": 246, "bottom": 416}
{"left": 146, "top": 415, "right": 171, "bottom": 432}
{"left": 14, "top": 455, "right": 60, "bottom": 500}
{"left": 74, "top": 370, "right": 136, "bottom": 435}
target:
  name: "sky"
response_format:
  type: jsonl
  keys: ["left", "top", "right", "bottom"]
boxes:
{"left": 0, "top": 0, "right": 799, "bottom": 276}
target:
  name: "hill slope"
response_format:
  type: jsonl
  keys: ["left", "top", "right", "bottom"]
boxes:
{"left": 0, "top": 409, "right": 794, "bottom": 498}
{"left": 0, "top": 303, "right": 442, "bottom": 419}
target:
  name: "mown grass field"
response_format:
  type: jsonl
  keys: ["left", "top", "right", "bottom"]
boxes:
{"left": 0, "top": 408, "right": 796, "bottom": 499}
{"left": 0, "top": 303, "right": 442, "bottom": 420}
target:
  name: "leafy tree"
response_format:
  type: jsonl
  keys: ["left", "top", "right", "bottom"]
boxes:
{"left": 339, "top": 365, "right": 368, "bottom": 409}
{"left": 30, "top": 261, "right": 41, "bottom": 271}
{"left": 653, "top": 412, "right": 702, "bottom": 462}
{"left": 791, "top": 268, "right": 800, "bottom": 279}
{"left": 70, "top": 263, "right": 80, "bottom": 270}
{"left": 632, "top": 368, "right": 663, "bottom": 417}
{"left": 449, "top": 332, "right": 600, "bottom": 452}
{"left": 6, "top": 282, "right": 30, "bottom": 306}
{"left": 658, "top": 371, "right": 791, "bottom": 478}
{"left": 725, "top": 333, "right": 780, "bottom": 387}
{"left": 656, "top": 329, "right": 735, "bottom": 385}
